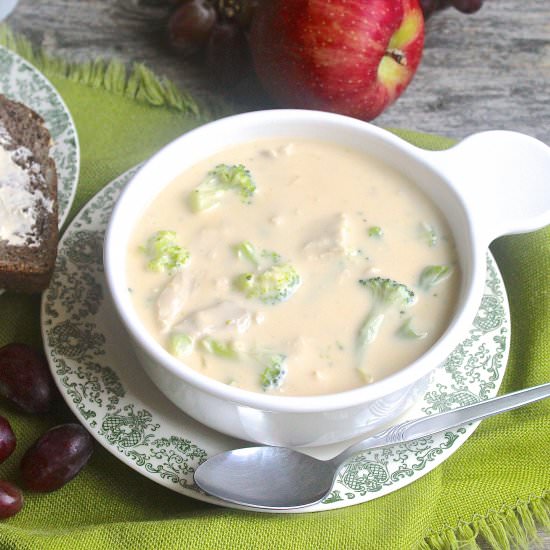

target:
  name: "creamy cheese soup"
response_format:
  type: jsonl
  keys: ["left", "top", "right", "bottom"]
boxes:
{"left": 126, "top": 138, "right": 460, "bottom": 396}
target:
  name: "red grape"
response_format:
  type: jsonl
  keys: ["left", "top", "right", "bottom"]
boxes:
{"left": 0, "top": 480, "right": 23, "bottom": 518}
{"left": 452, "top": 0, "right": 483, "bottom": 14}
{"left": 218, "top": 0, "right": 259, "bottom": 29}
{"left": 20, "top": 424, "right": 94, "bottom": 492}
{"left": 0, "top": 343, "right": 57, "bottom": 414}
{"left": 206, "top": 20, "right": 251, "bottom": 88}
{"left": 168, "top": 0, "right": 217, "bottom": 57}
{"left": 420, "top": 0, "right": 482, "bottom": 17}
{"left": 419, "top": 0, "right": 441, "bottom": 18}
{"left": 0, "top": 416, "right": 16, "bottom": 464}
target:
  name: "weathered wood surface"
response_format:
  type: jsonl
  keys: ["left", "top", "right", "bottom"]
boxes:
{"left": 6, "top": 0, "right": 550, "bottom": 143}
{"left": 5, "top": 1, "right": 550, "bottom": 547}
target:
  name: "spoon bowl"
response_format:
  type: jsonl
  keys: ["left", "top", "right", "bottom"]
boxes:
{"left": 194, "top": 447, "right": 336, "bottom": 509}
{"left": 194, "top": 382, "right": 550, "bottom": 509}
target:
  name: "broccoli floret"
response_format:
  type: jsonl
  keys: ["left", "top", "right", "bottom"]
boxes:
{"left": 418, "top": 222, "right": 437, "bottom": 247}
{"left": 233, "top": 240, "right": 260, "bottom": 266}
{"left": 368, "top": 226, "right": 383, "bottom": 238}
{"left": 359, "top": 277, "right": 416, "bottom": 308}
{"left": 233, "top": 241, "right": 282, "bottom": 268}
{"left": 396, "top": 317, "right": 427, "bottom": 340}
{"left": 254, "top": 351, "right": 288, "bottom": 391}
{"left": 233, "top": 242, "right": 297, "bottom": 304}
{"left": 356, "top": 277, "right": 416, "bottom": 367}
{"left": 199, "top": 337, "right": 241, "bottom": 360}
{"left": 168, "top": 332, "right": 195, "bottom": 358}
{"left": 234, "top": 263, "right": 301, "bottom": 305}
{"left": 188, "top": 164, "right": 256, "bottom": 212}
{"left": 143, "top": 230, "right": 190, "bottom": 274}
{"left": 197, "top": 338, "right": 288, "bottom": 391}
{"left": 418, "top": 265, "right": 453, "bottom": 291}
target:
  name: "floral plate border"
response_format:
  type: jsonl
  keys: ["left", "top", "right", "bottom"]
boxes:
{"left": 41, "top": 167, "right": 510, "bottom": 512}
{"left": 0, "top": 44, "right": 79, "bottom": 225}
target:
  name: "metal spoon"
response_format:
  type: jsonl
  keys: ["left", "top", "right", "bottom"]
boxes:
{"left": 194, "top": 382, "right": 550, "bottom": 510}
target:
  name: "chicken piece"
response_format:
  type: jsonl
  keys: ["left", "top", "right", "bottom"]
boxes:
{"left": 303, "top": 213, "right": 350, "bottom": 260}
{"left": 172, "top": 301, "right": 252, "bottom": 340}
{"left": 156, "top": 270, "right": 195, "bottom": 332}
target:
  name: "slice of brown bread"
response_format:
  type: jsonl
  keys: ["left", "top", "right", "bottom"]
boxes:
{"left": 0, "top": 94, "right": 58, "bottom": 293}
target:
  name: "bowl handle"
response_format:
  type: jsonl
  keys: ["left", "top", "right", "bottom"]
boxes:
{"left": 418, "top": 131, "right": 550, "bottom": 246}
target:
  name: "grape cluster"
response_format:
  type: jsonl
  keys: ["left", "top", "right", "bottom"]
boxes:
{"left": 0, "top": 343, "right": 94, "bottom": 518}
{"left": 168, "top": 0, "right": 485, "bottom": 90}
{"left": 420, "top": 0, "right": 484, "bottom": 19}
{"left": 167, "top": 0, "right": 257, "bottom": 87}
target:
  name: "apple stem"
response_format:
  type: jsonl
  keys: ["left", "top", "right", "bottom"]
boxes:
{"left": 385, "top": 48, "right": 407, "bottom": 66}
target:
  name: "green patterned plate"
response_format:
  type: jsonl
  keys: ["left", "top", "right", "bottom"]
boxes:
{"left": 41, "top": 167, "right": 510, "bottom": 512}
{"left": 0, "top": 45, "right": 79, "bottom": 225}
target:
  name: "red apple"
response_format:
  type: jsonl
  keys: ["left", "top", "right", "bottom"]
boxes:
{"left": 250, "top": 0, "right": 425, "bottom": 121}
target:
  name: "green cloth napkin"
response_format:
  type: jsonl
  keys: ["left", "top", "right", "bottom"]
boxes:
{"left": 0, "top": 33, "right": 548, "bottom": 550}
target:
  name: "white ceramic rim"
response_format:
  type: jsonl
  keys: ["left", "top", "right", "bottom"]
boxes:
{"left": 104, "top": 109, "right": 486, "bottom": 414}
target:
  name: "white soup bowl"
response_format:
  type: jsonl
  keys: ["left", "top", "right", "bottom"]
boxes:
{"left": 104, "top": 110, "right": 550, "bottom": 447}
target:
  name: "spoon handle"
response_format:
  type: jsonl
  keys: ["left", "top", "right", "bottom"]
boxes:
{"left": 338, "top": 382, "right": 550, "bottom": 463}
